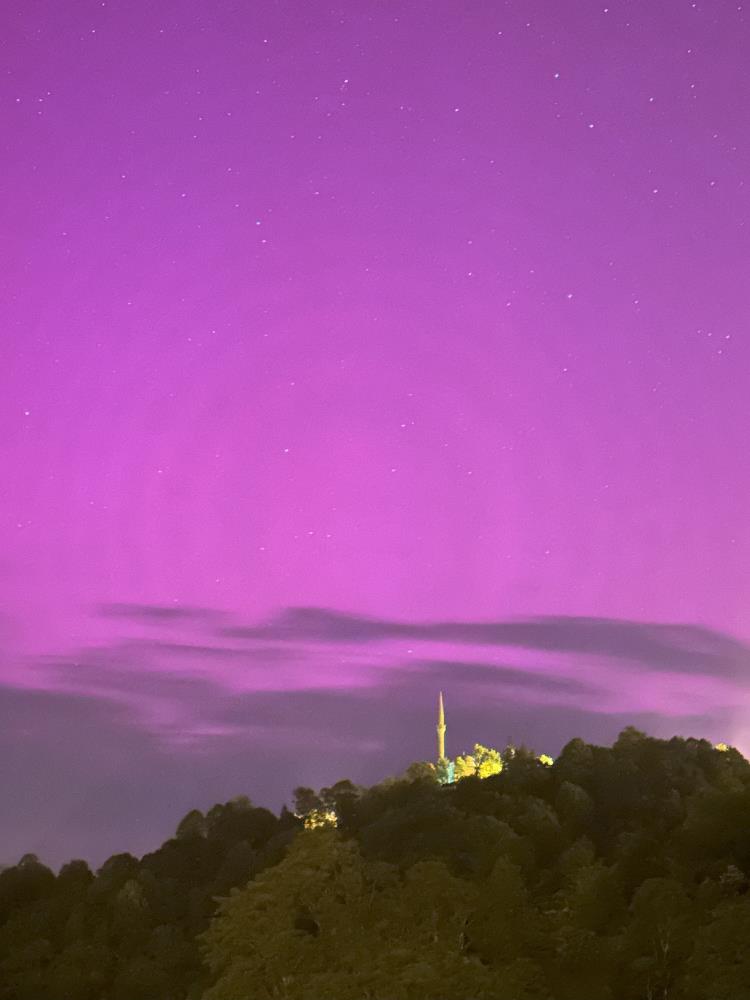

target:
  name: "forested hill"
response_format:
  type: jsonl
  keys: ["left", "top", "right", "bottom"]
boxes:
{"left": 3, "top": 729, "right": 750, "bottom": 1000}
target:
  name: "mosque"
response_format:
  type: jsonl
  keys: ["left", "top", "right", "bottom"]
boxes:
{"left": 435, "top": 692, "right": 551, "bottom": 782}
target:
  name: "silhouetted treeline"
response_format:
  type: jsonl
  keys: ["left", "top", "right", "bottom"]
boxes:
{"left": 3, "top": 729, "right": 750, "bottom": 998}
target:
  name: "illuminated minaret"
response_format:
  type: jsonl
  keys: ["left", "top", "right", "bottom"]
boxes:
{"left": 437, "top": 691, "right": 446, "bottom": 761}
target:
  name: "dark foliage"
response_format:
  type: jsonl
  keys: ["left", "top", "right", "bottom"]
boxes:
{"left": 0, "top": 799, "right": 294, "bottom": 1000}
{"left": 2, "top": 731, "right": 750, "bottom": 998}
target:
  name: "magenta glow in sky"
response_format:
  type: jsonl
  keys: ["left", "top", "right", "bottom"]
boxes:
{"left": 2, "top": 0, "right": 750, "bottom": 866}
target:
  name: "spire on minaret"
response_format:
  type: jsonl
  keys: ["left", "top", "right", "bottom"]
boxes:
{"left": 437, "top": 691, "right": 446, "bottom": 761}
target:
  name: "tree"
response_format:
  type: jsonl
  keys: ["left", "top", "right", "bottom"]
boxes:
{"left": 474, "top": 744, "right": 504, "bottom": 779}
{"left": 466, "top": 857, "right": 551, "bottom": 997}
{"left": 0, "top": 854, "right": 55, "bottom": 923}
{"left": 111, "top": 955, "right": 172, "bottom": 1000}
{"left": 202, "top": 829, "right": 498, "bottom": 1000}
{"left": 435, "top": 757, "right": 455, "bottom": 784}
{"left": 621, "top": 877, "right": 696, "bottom": 1000}
{"left": 403, "top": 760, "right": 438, "bottom": 782}
{"left": 292, "top": 786, "right": 322, "bottom": 817}
{"left": 45, "top": 941, "right": 114, "bottom": 1000}
{"left": 454, "top": 754, "right": 477, "bottom": 780}
{"left": 555, "top": 781, "right": 595, "bottom": 836}
{"left": 452, "top": 744, "right": 503, "bottom": 780}
{"left": 684, "top": 896, "right": 750, "bottom": 1000}
{"left": 176, "top": 810, "right": 207, "bottom": 840}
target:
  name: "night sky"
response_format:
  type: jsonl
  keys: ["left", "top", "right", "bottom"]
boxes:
{"left": 3, "top": 0, "right": 750, "bottom": 868}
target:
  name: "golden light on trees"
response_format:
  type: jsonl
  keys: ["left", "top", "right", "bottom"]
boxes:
{"left": 302, "top": 809, "right": 338, "bottom": 830}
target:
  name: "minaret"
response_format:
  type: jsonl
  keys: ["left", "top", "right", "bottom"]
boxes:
{"left": 437, "top": 691, "right": 446, "bottom": 761}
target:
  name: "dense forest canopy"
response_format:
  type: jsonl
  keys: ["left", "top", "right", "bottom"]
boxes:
{"left": 3, "top": 729, "right": 750, "bottom": 999}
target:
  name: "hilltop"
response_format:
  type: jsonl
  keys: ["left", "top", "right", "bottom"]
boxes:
{"left": 2, "top": 729, "right": 750, "bottom": 999}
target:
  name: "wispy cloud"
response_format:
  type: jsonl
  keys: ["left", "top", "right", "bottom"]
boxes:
{"left": 98, "top": 603, "right": 225, "bottom": 625}
{"left": 223, "top": 606, "right": 749, "bottom": 677}
{"left": 0, "top": 605, "right": 743, "bottom": 749}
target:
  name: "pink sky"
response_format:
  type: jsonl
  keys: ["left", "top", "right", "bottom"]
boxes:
{"left": 2, "top": 0, "right": 749, "bottom": 866}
